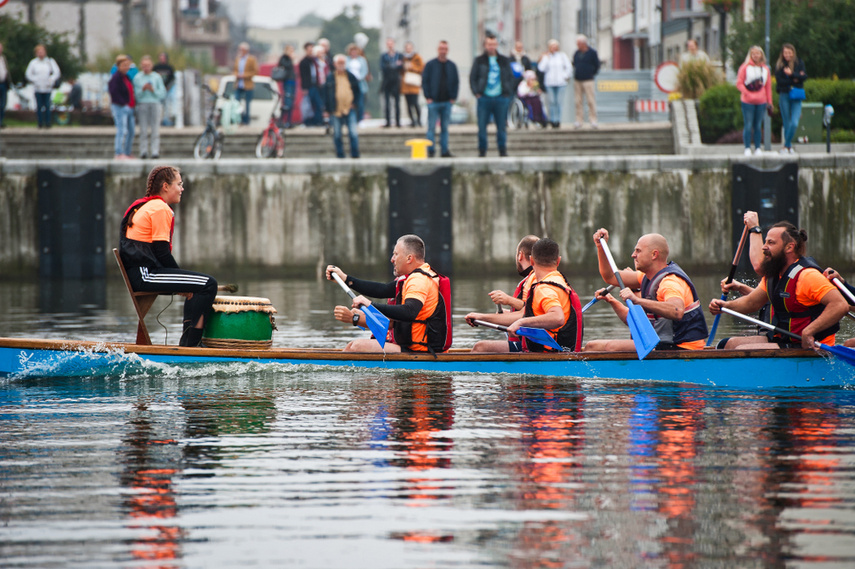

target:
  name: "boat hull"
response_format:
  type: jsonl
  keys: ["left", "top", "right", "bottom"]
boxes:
{"left": 1, "top": 337, "right": 851, "bottom": 388}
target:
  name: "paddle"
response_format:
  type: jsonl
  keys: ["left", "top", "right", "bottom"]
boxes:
{"left": 831, "top": 278, "right": 855, "bottom": 321}
{"left": 471, "top": 319, "right": 564, "bottom": 351}
{"left": 721, "top": 307, "right": 855, "bottom": 366}
{"left": 331, "top": 272, "right": 390, "bottom": 349}
{"left": 582, "top": 285, "right": 615, "bottom": 313}
{"left": 707, "top": 225, "right": 751, "bottom": 346}
{"left": 598, "top": 238, "right": 658, "bottom": 360}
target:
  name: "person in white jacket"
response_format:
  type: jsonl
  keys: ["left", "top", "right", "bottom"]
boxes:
{"left": 25, "top": 44, "right": 61, "bottom": 128}
{"left": 537, "top": 39, "right": 571, "bottom": 128}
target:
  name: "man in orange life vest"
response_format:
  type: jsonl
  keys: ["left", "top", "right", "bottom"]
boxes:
{"left": 468, "top": 234, "right": 539, "bottom": 353}
{"left": 585, "top": 228, "right": 708, "bottom": 351}
{"left": 465, "top": 238, "right": 583, "bottom": 352}
{"left": 709, "top": 221, "right": 848, "bottom": 350}
{"left": 326, "top": 234, "right": 451, "bottom": 353}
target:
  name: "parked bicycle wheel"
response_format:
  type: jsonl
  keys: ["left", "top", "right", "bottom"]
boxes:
{"left": 194, "top": 130, "right": 221, "bottom": 160}
{"left": 255, "top": 130, "right": 283, "bottom": 159}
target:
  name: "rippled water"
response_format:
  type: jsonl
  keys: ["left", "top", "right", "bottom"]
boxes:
{"left": 2, "top": 276, "right": 855, "bottom": 568}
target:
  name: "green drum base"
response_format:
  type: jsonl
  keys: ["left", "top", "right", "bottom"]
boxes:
{"left": 203, "top": 311, "right": 273, "bottom": 342}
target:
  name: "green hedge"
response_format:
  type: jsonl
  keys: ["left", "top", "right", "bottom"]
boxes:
{"left": 697, "top": 79, "right": 855, "bottom": 143}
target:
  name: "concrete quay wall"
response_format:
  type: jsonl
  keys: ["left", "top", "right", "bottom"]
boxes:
{"left": 1, "top": 155, "right": 854, "bottom": 278}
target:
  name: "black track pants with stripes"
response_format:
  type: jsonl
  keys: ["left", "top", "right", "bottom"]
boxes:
{"left": 127, "top": 266, "right": 218, "bottom": 330}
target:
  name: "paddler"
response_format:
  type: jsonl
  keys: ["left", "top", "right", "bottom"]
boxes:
{"left": 585, "top": 228, "right": 708, "bottom": 351}
{"left": 709, "top": 222, "right": 848, "bottom": 350}
{"left": 326, "top": 234, "right": 452, "bottom": 353}
{"left": 465, "top": 238, "right": 583, "bottom": 352}
{"left": 119, "top": 165, "right": 218, "bottom": 347}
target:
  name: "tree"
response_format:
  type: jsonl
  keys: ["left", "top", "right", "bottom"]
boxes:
{"left": 0, "top": 14, "right": 84, "bottom": 82}
{"left": 726, "top": 0, "right": 855, "bottom": 78}
{"left": 319, "top": 6, "right": 381, "bottom": 118}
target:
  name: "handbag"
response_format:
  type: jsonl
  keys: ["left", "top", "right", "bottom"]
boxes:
{"left": 403, "top": 71, "right": 422, "bottom": 88}
{"left": 271, "top": 66, "right": 287, "bottom": 81}
{"left": 789, "top": 87, "right": 806, "bottom": 101}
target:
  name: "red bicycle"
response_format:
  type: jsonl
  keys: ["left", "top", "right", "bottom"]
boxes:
{"left": 255, "top": 86, "right": 285, "bottom": 158}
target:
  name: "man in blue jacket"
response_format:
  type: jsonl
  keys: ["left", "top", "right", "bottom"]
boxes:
{"left": 469, "top": 33, "right": 514, "bottom": 157}
{"left": 422, "top": 40, "right": 459, "bottom": 158}
{"left": 323, "top": 55, "right": 361, "bottom": 158}
{"left": 573, "top": 34, "right": 601, "bottom": 129}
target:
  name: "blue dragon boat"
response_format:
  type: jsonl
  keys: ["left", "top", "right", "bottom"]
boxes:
{"left": 1, "top": 337, "right": 852, "bottom": 389}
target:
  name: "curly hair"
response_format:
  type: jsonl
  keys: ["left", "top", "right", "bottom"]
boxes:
{"left": 145, "top": 166, "right": 179, "bottom": 197}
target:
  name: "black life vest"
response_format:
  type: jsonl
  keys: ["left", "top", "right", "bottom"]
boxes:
{"left": 639, "top": 262, "right": 708, "bottom": 345}
{"left": 522, "top": 273, "right": 583, "bottom": 352}
{"left": 390, "top": 267, "right": 452, "bottom": 353}
{"left": 118, "top": 196, "right": 174, "bottom": 269}
{"left": 765, "top": 257, "right": 839, "bottom": 343}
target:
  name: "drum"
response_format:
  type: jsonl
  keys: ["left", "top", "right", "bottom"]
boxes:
{"left": 202, "top": 296, "right": 278, "bottom": 349}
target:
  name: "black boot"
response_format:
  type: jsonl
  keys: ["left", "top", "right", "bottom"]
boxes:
{"left": 179, "top": 326, "right": 204, "bottom": 347}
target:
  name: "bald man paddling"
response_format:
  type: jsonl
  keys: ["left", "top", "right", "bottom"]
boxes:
{"left": 585, "top": 228, "right": 709, "bottom": 352}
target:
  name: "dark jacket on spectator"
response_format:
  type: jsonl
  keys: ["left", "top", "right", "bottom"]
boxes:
{"left": 380, "top": 51, "right": 404, "bottom": 89}
{"left": 422, "top": 58, "right": 459, "bottom": 102}
{"left": 573, "top": 48, "right": 600, "bottom": 81}
{"left": 774, "top": 58, "right": 807, "bottom": 93}
{"left": 277, "top": 54, "right": 296, "bottom": 82}
{"left": 469, "top": 51, "right": 514, "bottom": 97}
{"left": 323, "top": 69, "right": 360, "bottom": 116}
{"left": 299, "top": 56, "right": 316, "bottom": 89}
{"left": 108, "top": 71, "right": 134, "bottom": 106}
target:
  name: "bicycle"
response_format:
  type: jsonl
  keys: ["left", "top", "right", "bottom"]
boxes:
{"left": 255, "top": 85, "right": 285, "bottom": 159}
{"left": 193, "top": 84, "right": 224, "bottom": 160}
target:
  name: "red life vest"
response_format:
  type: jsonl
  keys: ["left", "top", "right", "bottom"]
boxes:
{"left": 389, "top": 267, "right": 453, "bottom": 353}
{"left": 522, "top": 273, "right": 583, "bottom": 352}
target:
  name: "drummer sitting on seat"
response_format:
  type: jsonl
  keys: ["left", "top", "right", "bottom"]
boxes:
{"left": 119, "top": 165, "right": 218, "bottom": 347}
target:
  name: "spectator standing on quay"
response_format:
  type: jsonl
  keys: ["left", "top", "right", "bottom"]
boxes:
{"left": 736, "top": 45, "right": 773, "bottom": 156}
{"left": 133, "top": 55, "right": 166, "bottom": 159}
{"left": 233, "top": 42, "right": 258, "bottom": 126}
{"left": 401, "top": 42, "right": 424, "bottom": 127}
{"left": 299, "top": 42, "right": 323, "bottom": 126}
{"left": 537, "top": 39, "right": 571, "bottom": 128}
{"left": 775, "top": 43, "right": 807, "bottom": 155}
{"left": 380, "top": 38, "right": 404, "bottom": 128}
{"left": 680, "top": 39, "right": 709, "bottom": 66}
{"left": 323, "top": 54, "right": 360, "bottom": 159}
{"left": 317, "top": 38, "right": 334, "bottom": 70}
{"left": 509, "top": 40, "right": 532, "bottom": 91}
{"left": 422, "top": 40, "right": 459, "bottom": 158}
{"left": 0, "top": 43, "right": 10, "bottom": 128}
{"left": 25, "top": 44, "right": 61, "bottom": 129}
{"left": 66, "top": 77, "right": 83, "bottom": 112}
{"left": 277, "top": 44, "right": 297, "bottom": 128}
{"left": 153, "top": 52, "right": 176, "bottom": 126}
{"left": 469, "top": 33, "right": 514, "bottom": 157}
{"left": 346, "top": 43, "right": 370, "bottom": 122}
{"left": 108, "top": 55, "right": 136, "bottom": 159}
{"left": 572, "top": 35, "right": 600, "bottom": 129}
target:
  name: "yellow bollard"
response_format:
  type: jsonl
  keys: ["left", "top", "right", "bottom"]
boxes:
{"left": 405, "top": 139, "right": 433, "bottom": 159}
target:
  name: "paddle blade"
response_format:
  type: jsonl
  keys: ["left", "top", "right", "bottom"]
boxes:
{"left": 706, "top": 292, "right": 728, "bottom": 347}
{"left": 625, "top": 300, "right": 658, "bottom": 360}
{"left": 819, "top": 343, "right": 855, "bottom": 367}
{"left": 362, "top": 305, "right": 390, "bottom": 350}
{"left": 517, "top": 327, "right": 564, "bottom": 351}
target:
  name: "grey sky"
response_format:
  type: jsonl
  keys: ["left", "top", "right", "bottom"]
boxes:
{"left": 232, "top": 0, "right": 384, "bottom": 29}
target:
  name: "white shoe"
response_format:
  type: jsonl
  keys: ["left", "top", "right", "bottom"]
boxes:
{"left": 754, "top": 147, "right": 763, "bottom": 155}
{"left": 779, "top": 148, "right": 790, "bottom": 155}
{"left": 574, "top": 122, "right": 582, "bottom": 129}
{"left": 744, "top": 148, "right": 752, "bottom": 156}
{"left": 591, "top": 122, "right": 599, "bottom": 129}
{"left": 788, "top": 147, "right": 795, "bottom": 154}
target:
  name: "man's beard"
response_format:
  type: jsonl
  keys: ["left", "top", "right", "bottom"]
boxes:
{"left": 760, "top": 250, "right": 788, "bottom": 278}
{"left": 517, "top": 264, "right": 532, "bottom": 277}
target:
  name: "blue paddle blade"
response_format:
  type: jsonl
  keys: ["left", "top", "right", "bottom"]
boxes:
{"left": 516, "top": 326, "right": 564, "bottom": 351}
{"left": 625, "top": 299, "right": 658, "bottom": 360}
{"left": 362, "top": 305, "right": 390, "bottom": 349}
{"left": 820, "top": 343, "right": 855, "bottom": 366}
{"left": 581, "top": 297, "right": 600, "bottom": 313}
{"left": 706, "top": 292, "right": 728, "bottom": 347}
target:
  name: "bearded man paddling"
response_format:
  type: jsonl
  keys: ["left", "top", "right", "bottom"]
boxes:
{"left": 709, "top": 222, "right": 848, "bottom": 350}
